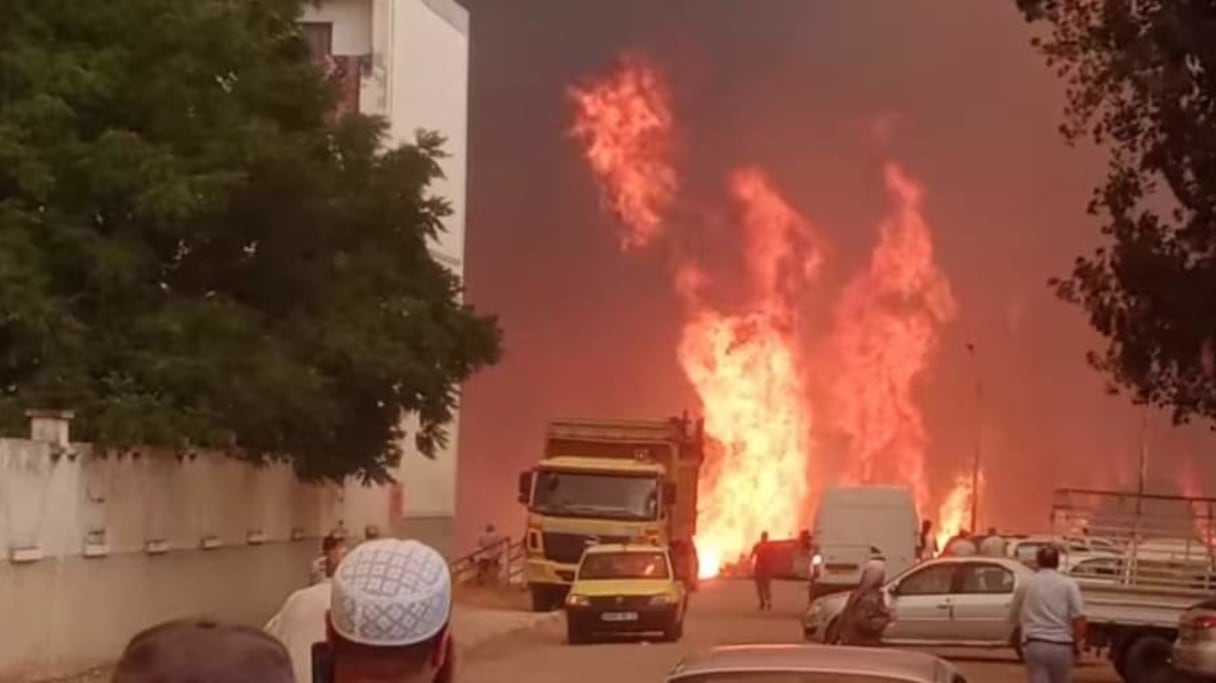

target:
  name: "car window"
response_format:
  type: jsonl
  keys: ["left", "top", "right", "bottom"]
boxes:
{"left": 1072, "top": 558, "right": 1121, "bottom": 577}
{"left": 578, "top": 552, "right": 670, "bottom": 580}
{"left": 958, "top": 563, "right": 1015, "bottom": 594}
{"left": 896, "top": 563, "right": 956, "bottom": 596}
{"left": 671, "top": 673, "right": 931, "bottom": 683}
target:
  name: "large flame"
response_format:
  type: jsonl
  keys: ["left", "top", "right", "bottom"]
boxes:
{"left": 936, "top": 473, "right": 983, "bottom": 551}
{"left": 679, "top": 170, "right": 822, "bottom": 578}
{"left": 567, "top": 53, "right": 677, "bottom": 250}
{"left": 568, "top": 53, "right": 961, "bottom": 580}
{"left": 830, "top": 163, "right": 957, "bottom": 516}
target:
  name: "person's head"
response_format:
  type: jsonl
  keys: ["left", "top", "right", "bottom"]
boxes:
{"left": 987, "top": 527, "right": 998, "bottom": 536}
{"left": 324, "top": 535, "right": 349, "bottom": 578}
{"left": 958, "top": 529, "right": 970, "bottom": 538}
{"left": 1036, "top": 544, "right": 1061, "bottom": 570}
{"left": 364, "top": 525, "right": 381, "bottom": 541}
{"left": 328, "top": 538, "right": 452, "bottom": 683}
{"left": 112, "top": 618, "right": 292, "bottom": 683}
{"left": 760, "top": 531, "right": 769, "bottom": 542}
{"left": 921, "top": 519, "right": 932, "bottom": 531}
{"left": 485, "top": 523, "right": 495, "bottom": 534}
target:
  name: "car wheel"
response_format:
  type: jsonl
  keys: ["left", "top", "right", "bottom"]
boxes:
{"left": 530, "top": 586, "right": 554, "bottom": 612}
{"left": 824, "top": 617, "right": 841, "bottom": 645}
{"left": 566, "top": 621, "right": 588, "bottom": 645}
{"left": 1124, "top": 634, "right": 1173, "bottom": 683}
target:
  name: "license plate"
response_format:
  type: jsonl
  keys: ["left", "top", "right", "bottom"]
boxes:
{"left": 601, "top": 612, "right": 638, "bottom": 622}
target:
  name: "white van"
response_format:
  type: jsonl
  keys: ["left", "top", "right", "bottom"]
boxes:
{"left": 812, "top": 485, "right": 919, "bottom": 598}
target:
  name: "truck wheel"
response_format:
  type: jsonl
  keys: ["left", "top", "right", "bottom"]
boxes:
{"left": 1124, "top": 634, "right": 1172, "bottom": 683}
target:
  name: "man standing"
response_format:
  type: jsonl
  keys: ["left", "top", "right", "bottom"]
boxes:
{"left": 750, "top": 531, "right": 774, "bottom": 611}
{"left": 310, "top": 533, "right": 347, "bottom": 586}
{"left": 1010, "top": 545, "right": 1087, "bottom": 683}
{"left": 327, "top": 538, "right": 454, "bottom": 683}
{"left": 979, "top": 527, "right": 1007, "bottom": 557}
{"left": 268, "top": 539, "right": 348, "bottom": 683}
{"left": 916, "top": 520, "right": 938, "bottom": 561}
{"left": 946, "top": 529, "right": 978, "bottom": 557}
{"left": 477, "top": 523, "right": 504, "bottom": 585}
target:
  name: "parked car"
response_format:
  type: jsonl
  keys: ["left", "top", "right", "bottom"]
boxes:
{"left": 1172, "top": 597, "right": 1216, "bottom": 680}
{"left": 666, "top": 644, "right": 966, "bottom": 683}
{"left": 803, "top": 556, "right": 1033, "bottom": 655}
{"left": 563, "top": 543, "right": 687, "bottom": 644}
{"left": 1006, "top": 535, "right": 1117, "bottom": 571}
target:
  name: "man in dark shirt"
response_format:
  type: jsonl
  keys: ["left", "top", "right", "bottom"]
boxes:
{"left": 750, "top": 531, "right": 774, "bottom": 611}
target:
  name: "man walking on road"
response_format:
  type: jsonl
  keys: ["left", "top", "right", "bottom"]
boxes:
{"left": 750, "top": 531, "right": 774, "bottom": 611}
{"left": 1011, "top": 545, "right": 1087, "bottom": 683}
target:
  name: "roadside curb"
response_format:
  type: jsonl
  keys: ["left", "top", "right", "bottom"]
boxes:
{"left": 456, "top": 610, "right": 563, "bottom": 657}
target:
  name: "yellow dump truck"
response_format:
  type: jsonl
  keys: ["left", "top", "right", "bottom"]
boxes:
{"left": 517, "top": 415, "right": 704, "bottom": 611}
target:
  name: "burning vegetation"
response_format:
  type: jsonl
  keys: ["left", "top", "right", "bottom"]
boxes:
{"left": 568, "top": 52, "right": 973, "bottom": 576}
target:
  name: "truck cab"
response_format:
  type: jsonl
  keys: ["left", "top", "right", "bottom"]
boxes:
{"left": 517, "top": 416, "right": 703, "bottom": 611}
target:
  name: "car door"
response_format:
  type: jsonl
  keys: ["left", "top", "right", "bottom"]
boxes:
{"left": 950, "top": 561, "right": 1017, "bottom": 643}
{"left": 885, "top": 562, "right": 960, "bottom": 642}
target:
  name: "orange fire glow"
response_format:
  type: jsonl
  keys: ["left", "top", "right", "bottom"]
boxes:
{"left": 935, "top": 473, "right": 982, "bottom": 551}
{"left": 569, "top": 54, "right": 961, "bottom": 580}
{"left": 829, "top": 163, "right": 957, "bottom": 517}
{"left": 567, "top": 53, "right": 677, "bottom": 250}
{"left": 679, "top": 169, "right": 822, "bottom": 578}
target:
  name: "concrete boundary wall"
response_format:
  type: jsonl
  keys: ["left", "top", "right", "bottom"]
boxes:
{"left": 0, "top": 414, "right": 342, "bottom": 680}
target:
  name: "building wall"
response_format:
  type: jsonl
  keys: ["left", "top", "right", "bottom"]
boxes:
{"left": 0, "top": 431, "right": 336, "bottom": 679}
{"left": 297, "top": 0, "right": 470, "bottom": 551}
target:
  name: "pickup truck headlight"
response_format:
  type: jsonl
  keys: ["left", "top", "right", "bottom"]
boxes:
{"left": 566, "top": 594, "right": 590, "bottom": 607}
{"left": 649, "top": 593, "right": 678, "bottom": 605}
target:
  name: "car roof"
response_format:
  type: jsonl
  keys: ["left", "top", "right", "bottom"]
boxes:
{"left": 584, "top": 543, "right": 668, "bottom": 555}
{"left": 915, "top": 556, "right": 1031, "bottom": 573}
{"left": 669, "top": 644, "right": 953, "bottom": 683}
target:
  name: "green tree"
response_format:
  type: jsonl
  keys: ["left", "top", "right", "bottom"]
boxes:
{"left": 0, "top": 0, "right": 500, "bottom": 481}
{"left": 1018, "top": 0, "right": 1216, "bottom": 423}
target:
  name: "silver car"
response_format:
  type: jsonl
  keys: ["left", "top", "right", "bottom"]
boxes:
{"left": 803, "top": 556, "right": 1033, "bottom": 652}
{"left": 667, "top": 644, "right": 966, "bottom": 683}
{"left": 1172, "top": 597, "right": 1216, "bottom": 678}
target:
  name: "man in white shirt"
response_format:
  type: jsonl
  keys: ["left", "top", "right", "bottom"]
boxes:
{"left": 1010, "top": 545, "right": 1087, "bottom": 683}
{"left": 979, "top": 527, "right": 1007, "bottom": 557}
{"left": 268, "top": 540, "right": 347, "bottom": 683}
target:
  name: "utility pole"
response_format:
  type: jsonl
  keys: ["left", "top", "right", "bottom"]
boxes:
{"left": 967, "top": 343, "right": 983, "bottom": 533}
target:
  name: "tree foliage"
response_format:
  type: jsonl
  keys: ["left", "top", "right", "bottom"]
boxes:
{"left": 1018, "top": 0, "right": 1216, "bottom": 423}
{"left": 0, "top": 0, "right": 501, "bottom": 481}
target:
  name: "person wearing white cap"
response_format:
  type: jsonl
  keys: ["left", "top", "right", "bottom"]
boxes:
{"left": 326, "top": 538, "right": 454, "bottom": 683}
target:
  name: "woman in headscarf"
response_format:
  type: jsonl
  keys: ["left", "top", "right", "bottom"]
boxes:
{"left": 837, "top": 558, "right": 892, "bottom": 646}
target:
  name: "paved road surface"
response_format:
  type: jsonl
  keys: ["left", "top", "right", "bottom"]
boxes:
{"left": 461, "top": 580, "right": 1121, "bottom": 683}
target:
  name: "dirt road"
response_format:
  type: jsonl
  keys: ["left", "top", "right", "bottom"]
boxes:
{"left": 460, "top": 579, "right": 1120, "bottom": 683}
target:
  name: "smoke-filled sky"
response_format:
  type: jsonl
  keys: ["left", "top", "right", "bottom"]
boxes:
{"left": 451, "top": 0, "right": 1216, "bottom": 551}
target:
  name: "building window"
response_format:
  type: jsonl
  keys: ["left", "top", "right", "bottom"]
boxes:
{"left": 300, "top": 22, "right": 334, "bottom": 63}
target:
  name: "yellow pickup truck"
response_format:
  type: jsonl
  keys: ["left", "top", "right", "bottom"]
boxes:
{"left": 564, "top": 543, "right": 687, "bottom": 644}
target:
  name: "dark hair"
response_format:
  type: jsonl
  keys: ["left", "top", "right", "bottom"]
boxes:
{"left": 331, "top": 624, "right": 448, "bottom": 679}
{"left": 113, "top": 618, "right": 292, "bottom": 683}
{"left": 1036, "top": 544, "right": 1061, "bottom": 569}
{"left": 322, "top": 534, "right": 340, "bottom": 552}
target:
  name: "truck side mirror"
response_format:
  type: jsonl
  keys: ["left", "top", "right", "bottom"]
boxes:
{"left": 663, "top": 482, "right": 677, "bottom": 503}
{"left": 517, "top": 471, "right": 532, "bottom": 504}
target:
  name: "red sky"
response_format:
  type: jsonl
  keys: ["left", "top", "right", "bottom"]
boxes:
{"left": 451, "top": 0, "right": 1216, "bottom": 551}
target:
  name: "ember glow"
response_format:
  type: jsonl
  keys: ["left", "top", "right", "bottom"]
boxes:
{"left": 830, "top": 163, "right": 957, "bottom": 516}
{"left": 679, "top": 170, "right": 822, "bottom": 578}
{"left": 568, "top": 53, "right": 677, "bottom": 250}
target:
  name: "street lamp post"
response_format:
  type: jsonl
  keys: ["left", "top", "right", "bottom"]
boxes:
{"left": 966, "top": 343, "right": 983, "bottom": 533}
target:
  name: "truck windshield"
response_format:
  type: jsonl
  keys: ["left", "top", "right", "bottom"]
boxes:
{"left": 532, "top": 471, "right": 659, "bottom": 521}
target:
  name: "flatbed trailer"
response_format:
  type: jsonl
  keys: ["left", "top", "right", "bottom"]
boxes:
{"left": 1052, "top": 488, "right": 1216, "bottom": 683}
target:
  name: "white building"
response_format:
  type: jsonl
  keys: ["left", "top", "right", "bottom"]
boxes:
{"left": 300, "top": 0, "right": 470, "bottom": 556}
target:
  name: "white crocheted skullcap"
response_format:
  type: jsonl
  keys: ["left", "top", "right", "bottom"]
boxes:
{"left": 330, "top": 538, "right": 452, "bottom": 646}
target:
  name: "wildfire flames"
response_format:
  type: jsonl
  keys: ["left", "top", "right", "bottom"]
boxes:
{"left": 568, "top": 53, "right": 677, "bottom": 250}
{"left": 936, "top": 474, "right": 983, "bottom": 551}
{"left": 568, "top": 52, "right": 963, "bottom": 577}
